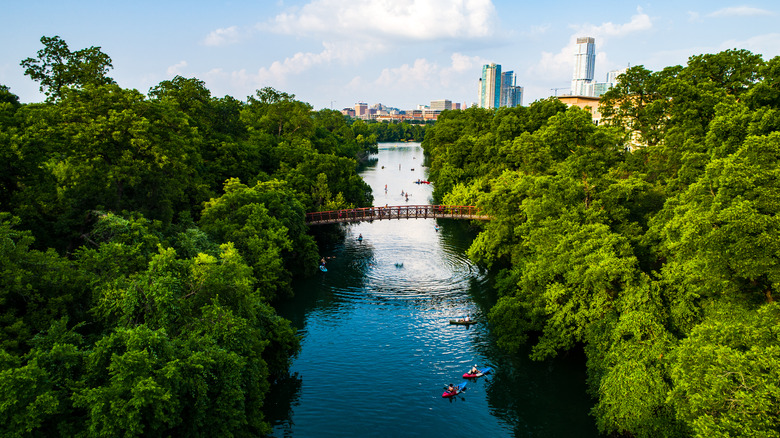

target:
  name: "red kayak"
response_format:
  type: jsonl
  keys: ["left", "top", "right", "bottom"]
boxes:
{"left": 463, "top": 367, "right": 492, "bottom": 379}
{"left": 442, "top": 382, "right": 467, "bottom": 398}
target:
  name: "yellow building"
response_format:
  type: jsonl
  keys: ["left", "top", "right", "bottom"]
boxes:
{"left": 556, "top": 95, "right": 602, "bottom": 125}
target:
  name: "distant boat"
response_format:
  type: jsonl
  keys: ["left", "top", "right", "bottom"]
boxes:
{"left": 449, "top": 319, "right": 477, "bottom": 325}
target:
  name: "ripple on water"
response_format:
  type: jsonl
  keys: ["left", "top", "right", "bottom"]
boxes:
{"left": 325, "top": 225, "right": 487, "bottom": 307}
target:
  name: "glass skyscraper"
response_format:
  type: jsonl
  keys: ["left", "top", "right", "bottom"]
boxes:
{"left": 500, "top": 71, "right": 523, "bottom": 107}
{"left": 571, "top": 37, "right": 595, "bottom": 96}
{"left": 479, "top": 63, "right": 501, "bottom": 109}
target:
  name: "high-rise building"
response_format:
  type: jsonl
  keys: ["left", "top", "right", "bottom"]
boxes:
{"left": 571, "top": 37, "right": 596, "bottom": 96}
{"left": 500, "top": 71, "right": 523, "bottom": 107}
{"left": 606, "top": 68, "right": 628, "bottom": 86}
{"left": 478, "top": 63, "right": 501, "bottom": 109}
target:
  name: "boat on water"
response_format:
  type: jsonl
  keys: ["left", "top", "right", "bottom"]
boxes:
{"left": 449, "top": 319, "right": 477, "bottom": 325}
{"left": 463, "top": 367, "right": 492, "bottom": 379}
{"left": 442, "top": 381, "right": 467, "bottom": 398}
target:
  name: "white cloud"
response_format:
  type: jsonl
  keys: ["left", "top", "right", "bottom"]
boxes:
{"left": 206, "top": 0, "right": 499, "bottom": 100}
{"left": 376, "top": 58, "right": 438, "bottom": 88}
{"left": 719, "top": 32, "right": 780, "bottom": 58}
{"left": 166, "top": 60, "right": 188, "bottom": 76}
{"left": 203, "top": 26, "right": 242, "bottom": 46}
{"left": 528, "top": 8, "right": 653, "bottom": 82}
{"left": 264, "top": 0, "right": 497, "bottom": 41}
{"left": 707, "top": 6, "right": 775, "bottom": 18}
{"left": 372, "top": 52, "right": 488, "bottom": 92}
{"left": 527, "top": 38, "right": 577, "bottom": 80}
{"left": 573, "top": 7, "right": 652, "bottom": 39}
{"left": 216, "top": 41, "right": 377, "bottom": 90}
{"left": 448, "top": 52, "right": 485, "bottom": 73}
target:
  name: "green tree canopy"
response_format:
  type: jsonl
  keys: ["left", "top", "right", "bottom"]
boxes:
{"left": 21, "top": 36, "right": 114, "bottom": 100}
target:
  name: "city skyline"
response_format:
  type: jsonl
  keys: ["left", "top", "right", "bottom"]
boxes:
{"left": 2, "top": 1, "right": 780, "bottom": 110}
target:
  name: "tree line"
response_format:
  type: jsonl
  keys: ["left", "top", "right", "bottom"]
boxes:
{"left": 422, "top": 49, "right": 780, "bottom": 437}
{"left": 0, "top": 36, "right": 376, "bottom": 436}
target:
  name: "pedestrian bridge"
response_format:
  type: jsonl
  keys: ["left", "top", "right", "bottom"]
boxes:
{"left": 306, "top": 205, "right": 489, "bottom": 225}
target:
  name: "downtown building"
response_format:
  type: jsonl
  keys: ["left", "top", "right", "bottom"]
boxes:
{"left": 569, "top": 36, "right": 627, "bottom": 98}
{"left": 560, "top": 36, "right": 629, "bottom": 125}
{"left": 500, "top": 71, "right": 523, "bottom": 107}
{"left": 479, "top": 63, "right": 523, "bottom": 109}
{"left": 430, "top": 99, "right": 453, "bottom": 111}
{"left": 478, "top": 63, "right": 501, "bottom": 108}
{"left": 571, "top": 37, "right": 596, "bottom": 96}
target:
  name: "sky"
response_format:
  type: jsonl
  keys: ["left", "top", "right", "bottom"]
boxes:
{"left": 2, "top": 0, "right": 779, "bottom": 111}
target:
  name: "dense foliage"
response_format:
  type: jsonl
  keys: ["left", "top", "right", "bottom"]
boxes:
{"left": 0, "top": 37, "right": 374, "bottom": 437}
{"left": 422, "top": 49, "right": 780, "bottom": 437}
{"left": 360, "top": 119, "right": 427, "bottom": 142}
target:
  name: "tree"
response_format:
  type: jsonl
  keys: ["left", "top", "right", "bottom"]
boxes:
{"left": 668, "top": 303, "right": 780, "bottom": 437}
{"left": 655, "top": 132, "right": 780, "bottom": 307}
{"left": 21, "top": 36, "right": 114, "bottom": 100}
{"left": 199, "top": 178, "right": 318, "bottom": 299}
{"left": 40, "top": 84, "right": 201, "bottom": 241}
{"left": 0, "top": 214, "right": 89, "bottom": 354}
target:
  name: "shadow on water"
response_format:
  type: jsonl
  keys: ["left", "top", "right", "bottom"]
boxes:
{"left": 265, "top": 142, "right": 598, "bottom": 437}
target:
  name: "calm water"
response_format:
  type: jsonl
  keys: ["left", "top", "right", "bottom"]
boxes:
{"left": 267, "top": 142, "right": 598, "bottom": 437}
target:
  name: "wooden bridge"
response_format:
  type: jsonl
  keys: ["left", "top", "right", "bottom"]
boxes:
{"left": 306, "top": 205, "right": 489, "bottom": 225}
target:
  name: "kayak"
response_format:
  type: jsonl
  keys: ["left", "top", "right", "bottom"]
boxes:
{"left": 319, "top": 265, "right": 327, "bottom": 272}
{"left": 449, "top": 319, "right": 477, "bottom": 325}
{"left": 442, "top": 381, "right": 467, "bottom": 398}
{"left": 463, "top": 367, "right": 492, "bottom": 379}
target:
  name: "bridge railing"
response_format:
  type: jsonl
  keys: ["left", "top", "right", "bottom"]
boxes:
{"left": 305, "top": 205, "right": 488, "bottom": 225}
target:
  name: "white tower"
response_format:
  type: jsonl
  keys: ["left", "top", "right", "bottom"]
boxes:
{"left": 571, "top": 37, "right": 595, "bottom": 96}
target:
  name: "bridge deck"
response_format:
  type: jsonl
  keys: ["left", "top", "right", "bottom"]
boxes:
{"left": 306, "top": 205, "right": 489, "bottom": 225}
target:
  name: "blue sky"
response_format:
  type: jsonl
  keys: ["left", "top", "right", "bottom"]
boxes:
{"left": 2, "top": 1, "right": 779, "bottom": 110}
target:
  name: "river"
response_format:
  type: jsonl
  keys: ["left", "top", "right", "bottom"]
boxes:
{"left": 266, "top": 142, "right": 598, "bottom": 437}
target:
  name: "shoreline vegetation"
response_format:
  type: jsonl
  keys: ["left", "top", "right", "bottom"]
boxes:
{"left": 421, "top": 48, "right": 780, "bottom": 437}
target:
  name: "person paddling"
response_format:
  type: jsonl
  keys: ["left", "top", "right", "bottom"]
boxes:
{"left": 447, "top": 383, "right": 457, "bottom": 394}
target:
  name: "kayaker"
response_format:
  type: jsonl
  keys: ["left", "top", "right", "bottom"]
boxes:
{"left": 469, "top": 365, "right": 479, "bottom": 375}
{"left": 447, "top": 383, "right": 457, "bottom": 394}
